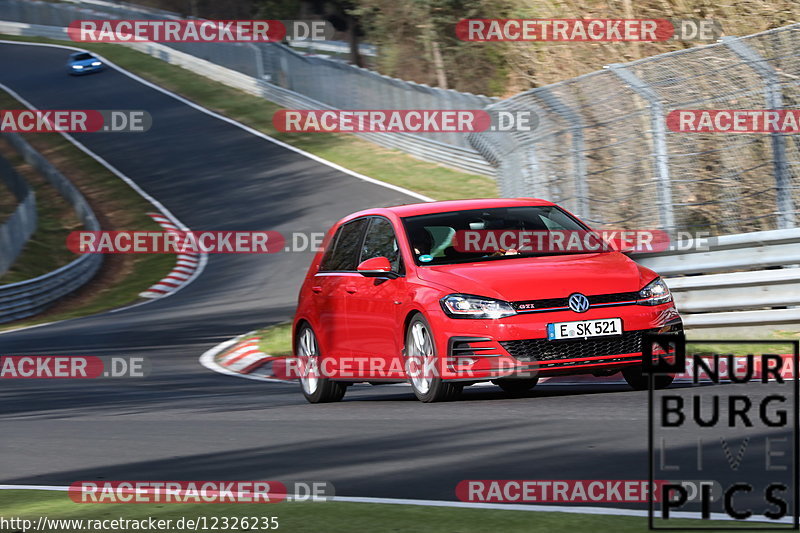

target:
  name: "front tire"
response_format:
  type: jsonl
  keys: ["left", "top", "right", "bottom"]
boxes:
{"left": 622, "top": 365, "right": 675, "bottom": 390}
{"left": 405, "top": 314, "right": 462, "bottom": 403}
{"left": 492, "top": 377, "right": 539, "bottom": 396}
{"left": 296, "top": 325, "right": 346, "bottom": 403}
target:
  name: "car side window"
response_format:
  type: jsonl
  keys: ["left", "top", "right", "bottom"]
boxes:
{"left": 318, "top": 227, "right": 343, "bottom": 272}
{"left": 360, "top": 217, "right": 401, "bottom": 272}
{"left": 322, "top": 218, "right": 368, "bottom": 271}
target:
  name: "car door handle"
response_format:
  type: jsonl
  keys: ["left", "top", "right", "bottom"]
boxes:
{"left": 311, "top": 286, "right": 322, "bottom": 293}
{"left": 345, "top": 285, "right": 358, "bottom": 294}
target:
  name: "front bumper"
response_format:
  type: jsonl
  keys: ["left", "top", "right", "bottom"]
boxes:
{"left": 436, "top": 302, "right": 682, "bottom": 381}
{"left": 69, "top": 64, "right": 104, "bottom": 75}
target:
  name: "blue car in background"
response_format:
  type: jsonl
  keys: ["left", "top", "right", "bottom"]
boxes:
{"left": 67, "top": 52, "right": 104, "bottom": 75}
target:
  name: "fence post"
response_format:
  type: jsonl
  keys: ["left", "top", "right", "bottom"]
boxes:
{"left": 723, "top": 36, "right": 795, "bottom": 229}
{"left": 608, "top": 63, "right": 675, "bottom": 233}
{"left": 536, "top": 87, "right": 588, "bottom": 219}
{"left": 523, "top": 145, "right": 546, "bottom": 199}
{"left": 248, "top": 44, "right": 265, "bottom": 80}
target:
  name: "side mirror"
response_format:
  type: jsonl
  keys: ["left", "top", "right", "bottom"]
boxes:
{"left": 357, "top": 256, "right": 397, "bottom": 278}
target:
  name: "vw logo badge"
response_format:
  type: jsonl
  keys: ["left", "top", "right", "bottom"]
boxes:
{"left": 568, "top": 293, "right": 590, "bottom": 313}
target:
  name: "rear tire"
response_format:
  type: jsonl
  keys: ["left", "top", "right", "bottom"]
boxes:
{"left": 296, "top": 325, "right": 346, "bottom": 403}
{"left": 492, "top": 377, "right": 539, "bottom": 396}
{"left": 622, "top": 365, "right": 674, "bottom": 390}
{"left": 405, "top": 314, "right": 462, "bottom": 403}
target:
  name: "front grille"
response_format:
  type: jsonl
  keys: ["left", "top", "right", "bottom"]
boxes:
{"left": 500, "top": 330, "right": 645, "bottom": 363}
{"left": 590, "top": 292, "right": 641, "bottom": 304}
{"left": 513, "top": 291, "right": 640, "bottom": 312}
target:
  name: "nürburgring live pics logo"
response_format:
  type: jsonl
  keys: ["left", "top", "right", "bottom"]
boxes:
{"left": 645, "top": 333, "right": 799, "bottom": 529}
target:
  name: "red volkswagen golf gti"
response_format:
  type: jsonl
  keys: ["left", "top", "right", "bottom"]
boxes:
{"left": 293, "top": 198, "right": 682, "bottom": 403}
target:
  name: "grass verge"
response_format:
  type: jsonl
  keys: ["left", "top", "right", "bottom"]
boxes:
{"left": 0, "top": 34, "right": 497, "bottom": 201}
{"left": 0, "top": 490, "right": 751, "bottom": 533}
{"left": 0, "top": 89, "right": 175, "bottom": 331}
{"left": 687, "top": 328, "right": 800, "bottom": 356}
{"left": 254, "top": 322, "right": 293, "bottom": 356}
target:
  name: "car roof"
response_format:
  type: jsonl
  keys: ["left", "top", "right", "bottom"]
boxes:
{"left": 70, "top": 52, "right": 93, "bottom": 58}
{"left": 343, "top": 198, "right": 556, "bottom": 221}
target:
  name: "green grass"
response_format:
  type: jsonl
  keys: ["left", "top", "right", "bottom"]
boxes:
{"left": 0, "top": 490, "right": 753, "bottom": 532}
{"left": 687, "top": 329, "right": 800, "bottom": 356}
{"left": 254, "top": 322, "right": 293, "bottom": 356}
{"left": 0, "top": 34, "right": 497, "bottom": 202}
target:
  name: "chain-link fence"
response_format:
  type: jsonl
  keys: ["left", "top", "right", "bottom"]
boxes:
{"left": 470, "top": 26, "right": 800, "bottom": 236}
{"left": 2, "top": 1, "right": 799, "bottom": 235}
{"left": 0, "top": 0, "right": 497, "bottom": 175}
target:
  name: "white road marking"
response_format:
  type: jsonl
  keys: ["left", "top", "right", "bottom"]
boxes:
{"left": 0, "top": 484, "right": 792, "bottom": 524}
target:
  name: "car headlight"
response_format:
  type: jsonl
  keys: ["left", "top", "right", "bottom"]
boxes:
{"left": 441, "top": 294, "right": 517, "bottom": 319}
{"left": 72, "top": 65, "right": 83, "bottom": 69}
{"left": 91, "top": 61, "right": 101, "bottom": 66}
{"left": 638, "top": 277, "right": 672, "bottom": 306}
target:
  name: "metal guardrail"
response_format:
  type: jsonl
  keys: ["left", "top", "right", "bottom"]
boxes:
{"left": 635, "top": 228, "right": 800, "bottom": 327}
{"left": 0, "top": 132, "right": 102, "bottom": 324}
{"left": 0, "top": 0, "right": 498, "bottom": 177}
{"left": 0, "top": 152, "right": 36, "bottom": 275}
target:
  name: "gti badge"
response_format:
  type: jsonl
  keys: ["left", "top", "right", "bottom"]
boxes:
{"left": 568, "top": 293, "right": 590, "bottom": 313}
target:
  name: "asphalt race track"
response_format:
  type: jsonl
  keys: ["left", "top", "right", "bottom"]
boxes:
{"left": 0, "top": 42, "right": 793, "bottom": 514}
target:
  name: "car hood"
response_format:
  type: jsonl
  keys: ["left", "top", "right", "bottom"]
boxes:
{"left": 416, "top": 252, "right": 654, "bottom": 301}
{"left": 71, "top": 59, "right": 99, "bottom": 67}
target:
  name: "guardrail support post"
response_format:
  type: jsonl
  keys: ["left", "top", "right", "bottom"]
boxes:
{"left": 608, "top": 63, "right": 675, "bottom": 233}
{"left": 248, "top": 44, "right": 265, "bottom": 80}
{"left": 723, "top": 36, "right": 796, "bottom": 229}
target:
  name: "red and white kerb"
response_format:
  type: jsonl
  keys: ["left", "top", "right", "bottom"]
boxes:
{"left": 139, "top": 213, "right": 200, "bottom": 298}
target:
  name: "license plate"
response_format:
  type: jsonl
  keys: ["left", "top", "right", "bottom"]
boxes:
{"left": 547, "top": 318, "right": 622, "bottom": 340}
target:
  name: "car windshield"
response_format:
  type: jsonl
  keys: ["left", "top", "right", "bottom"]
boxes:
{"left": 402, "top": 205, "right": 609, "bottom": 266}
{"left": 72, "top": 53, "right": 93, "bottom": 61}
